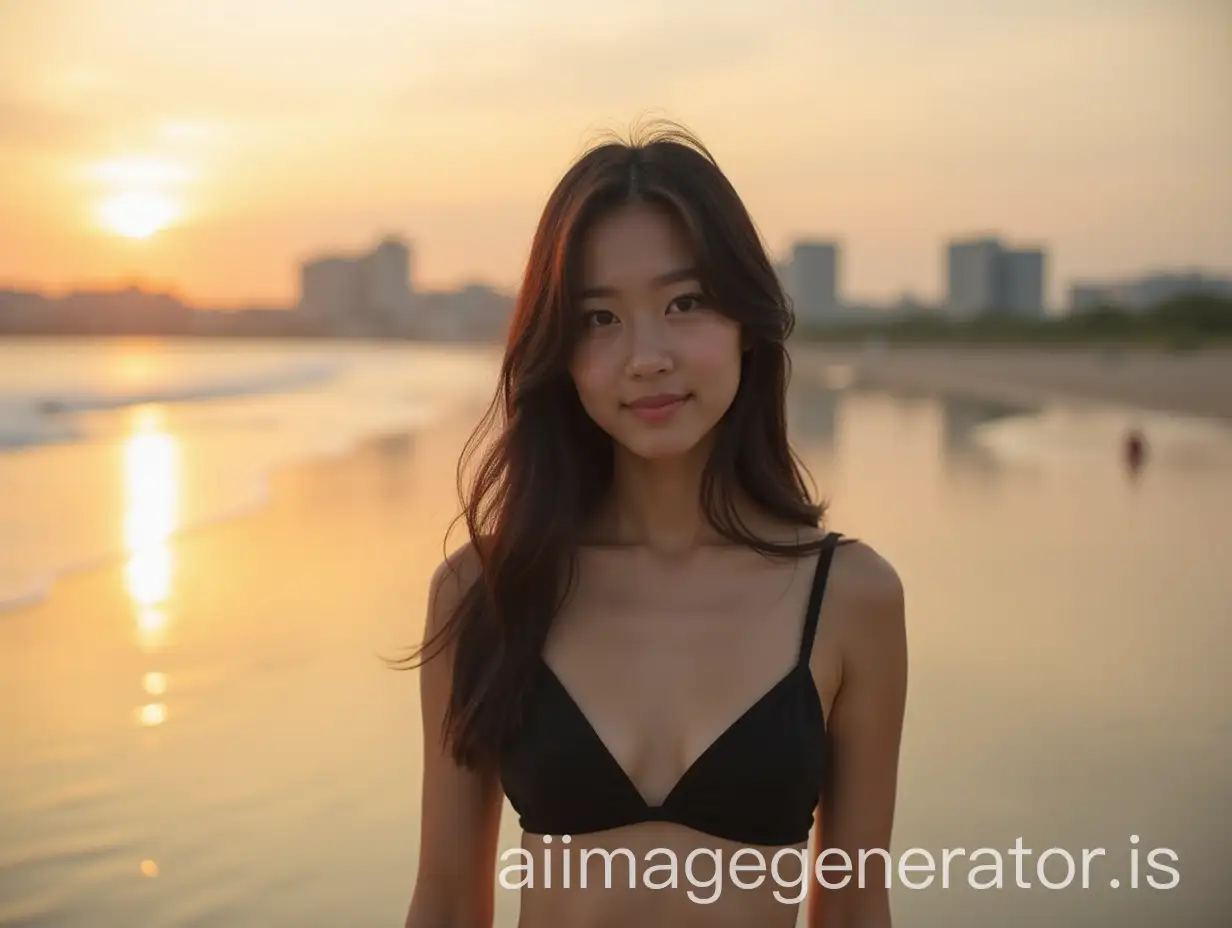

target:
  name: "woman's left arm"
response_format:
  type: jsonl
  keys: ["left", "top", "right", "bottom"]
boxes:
{"left": 808, "top": 544, "right": 908, "bottom": 928}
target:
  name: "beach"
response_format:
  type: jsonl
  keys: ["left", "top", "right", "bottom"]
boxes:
{"left": 1, "top": 337, "right": 1230, "bottom": 927}
{"left": 794, "top": 342, "right": 1232, "bottom": 421}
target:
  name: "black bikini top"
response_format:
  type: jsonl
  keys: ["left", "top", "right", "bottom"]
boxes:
{"left": 499, "top": 532, "right": 843, "bottom": 847}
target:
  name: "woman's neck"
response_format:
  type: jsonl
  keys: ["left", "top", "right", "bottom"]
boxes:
{"left": 585, "top": 445, "right": 787, "bottom": 557}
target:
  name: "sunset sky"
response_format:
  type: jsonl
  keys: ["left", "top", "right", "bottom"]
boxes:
{"left": 1, "top": 0, "right": 1228, "bottom": 310}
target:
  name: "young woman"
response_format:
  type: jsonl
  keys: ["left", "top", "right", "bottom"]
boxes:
{"left": 399, "top": 123, "right": 908, "bottom": 928}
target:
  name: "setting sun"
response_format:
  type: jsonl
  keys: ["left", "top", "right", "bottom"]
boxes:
{"left": 99, "top": 191, "right": 181, "bottom": 239}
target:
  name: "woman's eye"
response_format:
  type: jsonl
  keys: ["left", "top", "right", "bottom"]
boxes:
{"left": 668, "top": 294, "right": 706, "bottom": 313}
{"left": 584, "top": 309, "right": 617, "bottom": 327}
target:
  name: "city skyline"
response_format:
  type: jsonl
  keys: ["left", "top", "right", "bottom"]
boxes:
{"left": 2, "top": 1, "right": 1228, "bottom": 310}
{"left": 6, "top": 226, "right": 1228, "bottom": 318}
{"left": 2, "top": 208, "right": 1227, "bottom": 317}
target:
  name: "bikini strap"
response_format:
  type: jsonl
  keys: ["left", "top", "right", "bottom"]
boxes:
{"left": 798, "top": 532, "right": 841, "bottom": 666}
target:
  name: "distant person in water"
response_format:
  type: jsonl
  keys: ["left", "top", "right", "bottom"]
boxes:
{"left": 1124, "top": 428, "right": 1148, "bottom": 475}
{"left": 395, "top": 120, "right": 907, "bottom": 928}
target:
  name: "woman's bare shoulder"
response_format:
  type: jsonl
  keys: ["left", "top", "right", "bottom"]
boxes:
{"left": 425, "top": 536, "right": 488, "bottom": 637}
{"left": 828, "top": 536, "right": 906, "bottom": 644}
{"left": 430, "top": 536, "right": 486, "bottom": 589}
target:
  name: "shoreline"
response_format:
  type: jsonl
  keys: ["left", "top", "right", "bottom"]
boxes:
{"left": 4, "top": 340, "right": 1230, "bottom": 616}
{"left": 792, "top": 343, "right": 1232, "bottom": 422}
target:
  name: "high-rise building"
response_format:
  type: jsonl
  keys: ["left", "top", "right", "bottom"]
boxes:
{"left": 946, "top": 236, "right": 1046, "bottom": 317}
{"left": 299, "top": 256, "right": 362, "bottom": 324}
{"left": 1000, "top": 249, "right": 1046, "bottom": 317}
{"left": 788, "top": 240, "right": 841, "bottom": 322}
{"left": 358, "top": 237, "right": 413, "bottom": 324}
{"left": 946, "top": 238, "right": 1002, "bottom": 318}
{"left": 298, "top": 236, "right": 415, "bottom": 333}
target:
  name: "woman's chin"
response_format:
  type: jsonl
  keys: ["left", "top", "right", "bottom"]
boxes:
{"left": 614, "top": 427, "right": 713, "bottom": 463}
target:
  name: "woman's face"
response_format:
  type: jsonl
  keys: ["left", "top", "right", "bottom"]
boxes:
{"left": 568, "top": 200, "right": 743, "bottom": 462}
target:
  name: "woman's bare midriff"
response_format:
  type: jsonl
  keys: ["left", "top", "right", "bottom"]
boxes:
{"left": 512, "top": 823, "right": 814, "bottom": 928}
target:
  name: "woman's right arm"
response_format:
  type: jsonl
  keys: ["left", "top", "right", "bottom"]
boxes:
{"left": 405, "top": 545, "right": 505, "bottom": 928}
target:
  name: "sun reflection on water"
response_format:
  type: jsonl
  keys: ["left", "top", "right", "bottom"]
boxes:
{"left": 122, "top": 405, "right": 180, "bottom": 728}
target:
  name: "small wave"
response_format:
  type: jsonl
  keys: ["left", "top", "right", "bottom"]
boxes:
{"left": 32, "top": 358, "right": 341, "bottom": 411}
{"left": 0, "top": 405, "right": 85, "bottom": 449}
{"left": 0, "top": 573, "right": 55, "bottom": 613}
{"left": 0, "top": 359, "right": 342, "bottom": 452}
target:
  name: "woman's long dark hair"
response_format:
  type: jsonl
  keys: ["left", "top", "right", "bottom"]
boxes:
{"left": 392, "top": 119, "right": 834, "bottom": 770}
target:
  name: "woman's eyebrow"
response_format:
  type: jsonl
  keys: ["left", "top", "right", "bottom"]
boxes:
{"left": 576, "top": 266, "right": 700, "bottom": 300}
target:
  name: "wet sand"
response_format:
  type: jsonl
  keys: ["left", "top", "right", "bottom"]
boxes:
{"left": 794, "top": 343, "right": 1232, "bottom": 421}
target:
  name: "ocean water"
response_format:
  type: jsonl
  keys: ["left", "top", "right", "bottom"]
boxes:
{"left": 0, "top": 337, "right": 501, "bottom": 611}
{"left": 1, "top": 337, "right": 1230, "bottom": 927}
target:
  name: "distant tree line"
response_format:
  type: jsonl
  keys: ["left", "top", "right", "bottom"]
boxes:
{"left": 795, "top": 293, "right": 1232, "bottom": 349}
